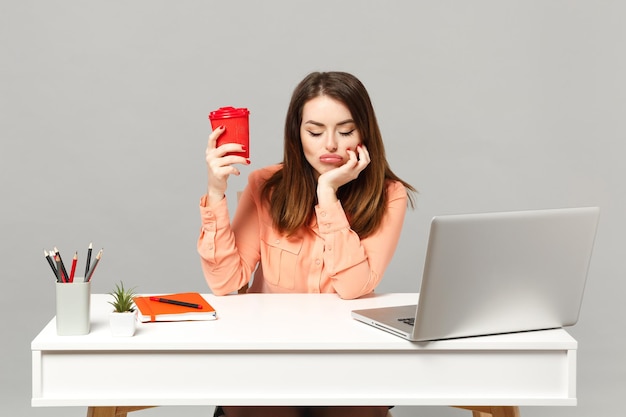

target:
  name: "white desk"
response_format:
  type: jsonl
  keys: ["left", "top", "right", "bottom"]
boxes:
{"left": 32, "top": 293, "right": 577, "bottom": 417}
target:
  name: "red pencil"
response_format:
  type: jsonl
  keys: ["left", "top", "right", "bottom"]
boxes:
{"left": 69, "top": 251, "right": 78, "bottom": 282}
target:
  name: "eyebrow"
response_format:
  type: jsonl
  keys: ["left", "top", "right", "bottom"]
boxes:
{"left": 303, "top": 119, "right": 355, "bottom": 127}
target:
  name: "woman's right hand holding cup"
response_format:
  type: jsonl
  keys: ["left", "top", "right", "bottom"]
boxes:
{"left": 205, "top": 126, "right": 249, "bottom": 205}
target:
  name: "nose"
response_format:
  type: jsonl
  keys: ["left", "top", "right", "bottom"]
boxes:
{"left": 325, "top": 133, "right": 338, "bottom": 152}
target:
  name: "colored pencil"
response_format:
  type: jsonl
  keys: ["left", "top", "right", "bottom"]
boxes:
{"left": 84, "top": 242, "right": 93, "bottom": 278}
{"left": 149, "top": 297, "right": 203, "bottom": 309}
{"left": 54, "top": 253, "right": 65, "bottom": 283}
{"left": 54, "top": 247, "right": 69, "bottom": 283}
{"left": 69, "top": 251, "right": 78, "bottom": 283}
{"left": 44, "top": 250, "right": 59, "bottom": 282}
{"left": 85, "top": 249, "right": 102, "bottom": 282}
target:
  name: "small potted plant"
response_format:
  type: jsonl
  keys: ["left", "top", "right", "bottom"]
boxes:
{"left": 108, "top": 281, "right": 137, "bottom": 337}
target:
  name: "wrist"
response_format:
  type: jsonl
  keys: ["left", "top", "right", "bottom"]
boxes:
{"left": 316, "top": 184, "right": 338, "bottom": 206}
{"left": 207, "top": 189, "right": 225, "bottom": 205}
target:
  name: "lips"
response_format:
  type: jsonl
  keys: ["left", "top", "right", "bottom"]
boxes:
{"left": 319, "top": 154, "right": 344, "bottom": 164}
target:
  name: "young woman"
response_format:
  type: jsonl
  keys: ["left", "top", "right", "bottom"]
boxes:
{"left": 198, "top": 71, "right": 415, "bottom": 417}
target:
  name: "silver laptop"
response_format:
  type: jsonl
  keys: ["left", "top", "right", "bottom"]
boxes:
{"left": 352, "top": 207, "right": 600, "bottom": 341}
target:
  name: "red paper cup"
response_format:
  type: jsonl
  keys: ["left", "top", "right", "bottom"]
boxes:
{"left": 209, "top": 106, "right": 250, "bottom": 158}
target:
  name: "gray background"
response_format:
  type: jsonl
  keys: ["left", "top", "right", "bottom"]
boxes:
{"left": 1, "top": 1, "right": 624, "bottom": 416}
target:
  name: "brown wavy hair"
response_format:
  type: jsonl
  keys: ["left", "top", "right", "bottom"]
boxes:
{"left": 261, "top": 71, "right": 415, "bottom": 238}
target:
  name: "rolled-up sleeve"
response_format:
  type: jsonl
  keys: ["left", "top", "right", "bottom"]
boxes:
{"left": 317, "top": 181, "right": 408, "bottom": 299}
{"left": 198, "top": 195, "right": 224, "bottom": 263}
{"left": 197, "top": 194, "right": 252, "bottom": 295}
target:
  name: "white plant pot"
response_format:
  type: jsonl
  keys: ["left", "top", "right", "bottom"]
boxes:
{"left": 109, "top": 310, "right": 137, "bottom": 337}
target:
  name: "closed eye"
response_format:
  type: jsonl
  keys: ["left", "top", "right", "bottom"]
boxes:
{"left": 339, "top": 129, "right": 355, "bottom": 137}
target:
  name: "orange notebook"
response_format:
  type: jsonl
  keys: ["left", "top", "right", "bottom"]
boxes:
{"left": 133, "top": 292, "right": 217, "bottom": 322}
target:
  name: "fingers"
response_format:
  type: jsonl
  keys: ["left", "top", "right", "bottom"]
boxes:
{"left": 206, "top": 151, "right": 248, "bottom": 183}
{"left": 206, "top": 125, "right": 248, "bottom": 162}
{"left": 355, "top": 144, "right": 370, "bottom": 166}
{"left": 207, "top": 125, "right": 225, "bottom": 151}
{"left": 206, "top": 146, "right": 249, "bottom": 165}
{"left": 205, "top": 125, "right": 250, "bottom": 201}
{"left": 346, "top": 144, "right": 370, "bottom": 173}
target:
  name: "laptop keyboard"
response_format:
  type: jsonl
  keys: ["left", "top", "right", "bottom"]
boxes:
{"left": 398, "top": 317, "right": 415, "bottom": 326}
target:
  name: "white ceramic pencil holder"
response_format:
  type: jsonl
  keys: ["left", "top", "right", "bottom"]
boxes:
{"left": 55, "top": 280, "right": 91, "bottom": 336}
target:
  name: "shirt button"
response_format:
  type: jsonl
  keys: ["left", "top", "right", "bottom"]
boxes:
{"left": 320, "top": 211, "right": 327, "bottom": 217}
{"left": 275, "top": 239, "right": 280, "bottom": 244}
{"left": 208, "top": 245, "right": 214, "bottom": 250}
{"left": 315, "top": 259, "right": 321, "bottom": 265}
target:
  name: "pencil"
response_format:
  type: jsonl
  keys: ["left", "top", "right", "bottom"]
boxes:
{"left": 54, "top": 253, "right": 65, "bottom": 283}
{"left": 54, "top": 247, "right": 69, "bottom": 283}
{"left": 84, "top": 242, "right": 93, "bottom": 278}
{"left": 85, "top": 249, "right": 102, "bottom": 282}
{"left": 44, "top": 250, "right": 59, "bottom": 282}
{"left": 69, "top": 251, "right": 78, "bottom": 283}
{"left": 149, "top": 297, "right": 203, "bottom": 309}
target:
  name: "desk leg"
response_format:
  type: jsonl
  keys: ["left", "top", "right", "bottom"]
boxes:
{"left": 87, "top": 406, "right": 155, "bottom": 417}
{"left": 454, "top": 406, "right": 520, "bottom": 417}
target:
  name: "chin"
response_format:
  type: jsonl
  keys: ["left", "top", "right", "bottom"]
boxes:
{"left": 314, "top": 166, "right": 335, "bottom": 176}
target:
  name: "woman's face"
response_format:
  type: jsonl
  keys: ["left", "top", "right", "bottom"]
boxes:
{"left": 300, "top": 95, "right": 362, "bottom": 179}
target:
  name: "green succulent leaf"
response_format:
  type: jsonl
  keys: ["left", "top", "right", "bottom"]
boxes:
{"left": 108, "top": 281, "right": 137, "bottom": 313}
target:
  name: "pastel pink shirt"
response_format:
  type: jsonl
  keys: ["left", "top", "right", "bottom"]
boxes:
{"left": 198, "top": 165, "right": 408, "bottom": 299}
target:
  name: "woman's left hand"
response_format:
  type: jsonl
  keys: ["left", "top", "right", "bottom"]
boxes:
{"left": 316, "top": 144, "right": 370, "bottom": 204}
